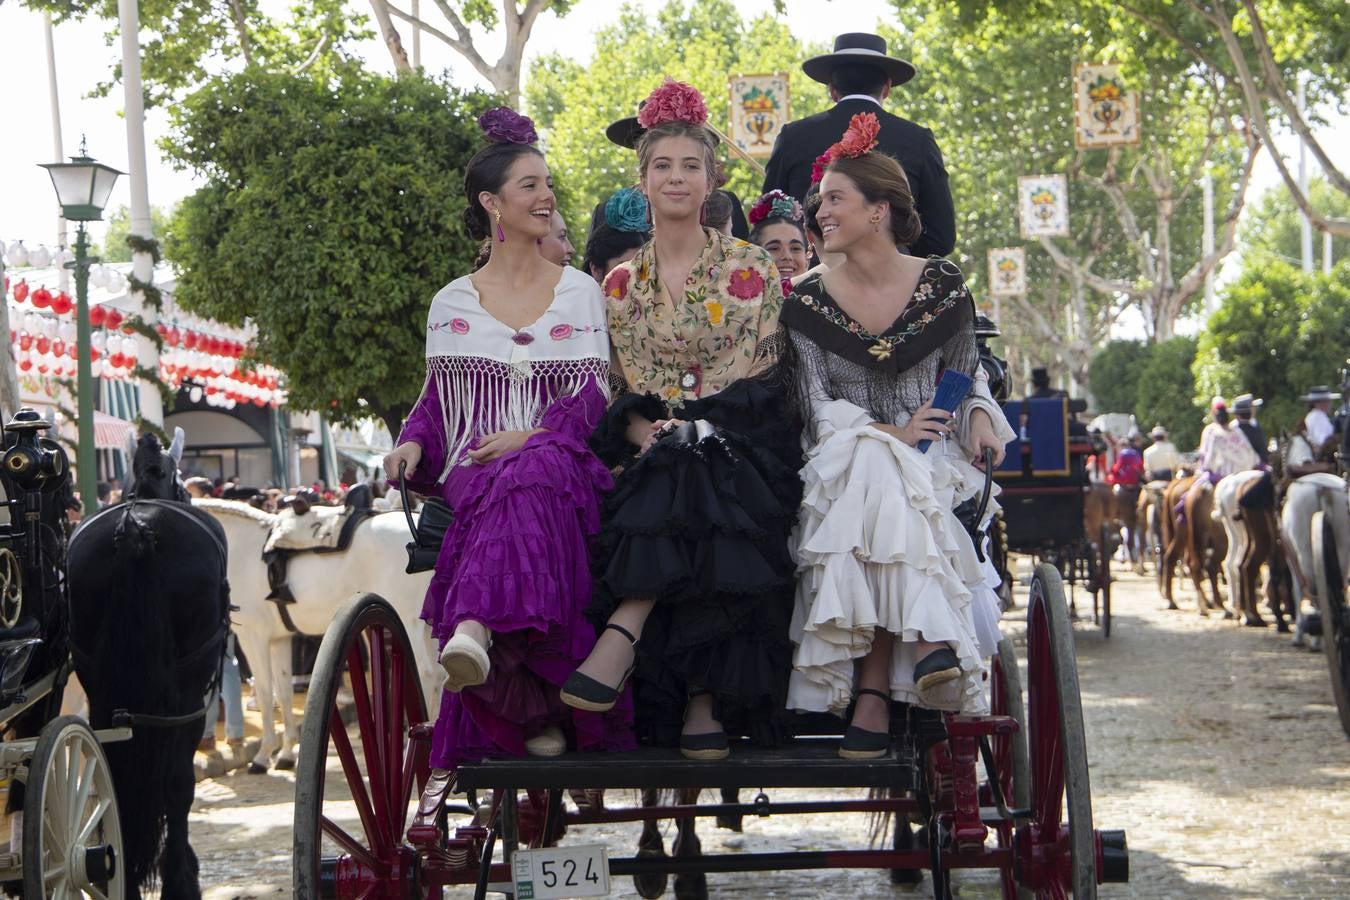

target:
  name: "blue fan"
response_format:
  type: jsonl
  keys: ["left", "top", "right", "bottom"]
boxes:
{"left": 916, "top": 369, "right": 974, "bottom": 453}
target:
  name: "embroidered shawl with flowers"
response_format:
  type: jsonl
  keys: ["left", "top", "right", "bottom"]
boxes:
{"left": 602, "top": 227, "right": 785, "bottom": 403}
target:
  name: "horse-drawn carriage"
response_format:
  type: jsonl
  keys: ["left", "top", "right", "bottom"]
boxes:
{"left": 974, "top": 322, "right": 1113, "bottom": 638}
{"left": 293, "top": 449, "right": 1129, "bottom": 899}
{"left": 0, "top": 408, "right": 126, "bottom": 897}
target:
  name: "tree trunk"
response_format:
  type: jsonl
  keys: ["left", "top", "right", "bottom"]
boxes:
{"left": 369, "top": 0, "right": 413, "bottom": 71}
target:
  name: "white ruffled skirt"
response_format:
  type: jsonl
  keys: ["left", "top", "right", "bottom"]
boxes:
{"left": 788, "top": 418, "right": 1002, "bottom": 716}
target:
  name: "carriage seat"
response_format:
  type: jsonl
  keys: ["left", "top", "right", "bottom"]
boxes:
{"left": 0, "top": 618, "right": 41, "bottom": 704}
{"left": 263, "top": 502, "right": 372, "bottom": 555}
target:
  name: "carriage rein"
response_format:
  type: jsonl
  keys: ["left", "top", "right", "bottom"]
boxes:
{"left": 68, "top": 498, "right": 232, "bottom": 729}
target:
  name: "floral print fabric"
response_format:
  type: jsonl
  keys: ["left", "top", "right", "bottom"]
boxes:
{"left": 602, "top": 227, "right": 785, "bottom": 403}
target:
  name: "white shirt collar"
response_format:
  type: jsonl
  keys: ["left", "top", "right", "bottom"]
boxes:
{"left": 836, "top": 94, "right": 882, "bottom": 107}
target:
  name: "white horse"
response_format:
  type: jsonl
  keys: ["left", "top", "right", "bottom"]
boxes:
{"left": 1280, "top": 473, "right": 1350, "bottom": 647}
{"left": 194, "top": 499, "right": 439, "bottom": 771}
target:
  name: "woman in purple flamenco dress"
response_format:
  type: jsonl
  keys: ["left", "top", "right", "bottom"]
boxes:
{"left": 384, "top": 108, "right": 633, "bottom": 816}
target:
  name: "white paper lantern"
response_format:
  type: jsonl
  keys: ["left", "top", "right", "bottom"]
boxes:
{"left": 53, "top": 247, "right": 74, "bottom": 267}
{"left": 189, "top": 385, "right": 203, "bottom": 403}
{"left": 105, "top": 271, "right": 125, "bottom": 294}
{"left": 7, "top": 242, "right": 29, "bottom": 267}
{"left": 28, "top": 246, "right": 52, "bottom": 268}
{"left": 90, "top": 359, "right": 104, "bottom": 378}
{"left": 24, "top": 313, "right": 40, "bottom": 333}
{"left": 42, "top": 317, "right": 58, "bottom": 338}
{"left": 90, "top": 266, "right": 109, "bottom": 288}
{"left": 58, "top": 321, "right": 76, "bottom": 343}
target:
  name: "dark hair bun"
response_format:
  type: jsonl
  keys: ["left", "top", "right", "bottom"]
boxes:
{"left": 462, "top": 203, "right": 489, "bottom": 242}
{"left": 895, "top": 205, "right": 922, "bottom": 247}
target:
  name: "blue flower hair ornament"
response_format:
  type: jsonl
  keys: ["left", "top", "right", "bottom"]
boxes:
{"left": 604, "top": 187, "right": 650, "bottom": 233}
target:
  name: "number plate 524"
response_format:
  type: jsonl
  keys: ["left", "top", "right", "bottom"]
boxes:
{"left": 512, "top": 844, "right": 610, "bottom": 899}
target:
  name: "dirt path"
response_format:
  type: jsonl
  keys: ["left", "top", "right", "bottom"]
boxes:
{"left": 178, "top": 565, "right": 1350, "bottom": 898}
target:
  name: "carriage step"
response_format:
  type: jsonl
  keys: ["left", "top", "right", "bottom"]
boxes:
{"left": 453, "top": 738, "right": 918, "bottom": 792}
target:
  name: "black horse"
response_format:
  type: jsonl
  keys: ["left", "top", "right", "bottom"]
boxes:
{"left": 68, "top": 430, "right": 230, "bottom": 899}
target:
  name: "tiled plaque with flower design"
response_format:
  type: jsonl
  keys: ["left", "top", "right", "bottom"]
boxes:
{"left": 728, "top": 73, "right": 790, "bottom": 158}
{"left": 1018, "top": 174, "right": 1070, "bottom": 238}
{"left": 1074, "top": 63, "right": 1140, "bottom": 148}
{"left": 988, "top": 247, "right": 1027, "bottom": 297}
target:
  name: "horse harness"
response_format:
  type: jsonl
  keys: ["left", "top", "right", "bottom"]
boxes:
{"left": 69, "top": 498, "right": 232, "bottom": 729}
{"left": 263, "top": 506, "right": 377, "bottom": 633}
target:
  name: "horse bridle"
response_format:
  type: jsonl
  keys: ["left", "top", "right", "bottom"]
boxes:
{"left": 69, "top": 498, "right": 231, "bottom": 729}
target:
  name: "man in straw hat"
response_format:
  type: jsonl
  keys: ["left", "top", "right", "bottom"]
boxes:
{"left": 761, "top": 32, "right": 955, "bottom": 257}
{"left": 1143, "top": 425, "right": 1181, "bottom": 482}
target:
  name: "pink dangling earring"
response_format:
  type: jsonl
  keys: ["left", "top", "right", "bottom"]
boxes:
{"left": 493, "top": 209, "right": 505, "bottom": 242}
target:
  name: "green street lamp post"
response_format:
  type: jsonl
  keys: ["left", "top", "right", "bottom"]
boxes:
{"left": 40, "top": 141, "right": 123, "bottom": 513}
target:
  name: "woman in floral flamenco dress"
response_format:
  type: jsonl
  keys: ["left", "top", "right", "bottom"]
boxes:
{"left": 559, "top": 80, "right": 803, "bottom": 760}
{"left": 780, "top": 114, "right": 1013, "bottom": 758}
{"left": 383, "top": 108, "right": 633, "bottom": 815}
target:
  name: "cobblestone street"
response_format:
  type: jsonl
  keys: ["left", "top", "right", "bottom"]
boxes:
{"left": 180, "top": 566, "right": 1350, "bottom": 899}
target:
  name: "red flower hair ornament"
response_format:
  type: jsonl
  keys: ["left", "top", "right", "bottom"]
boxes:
{"left": 637, "top": 78, "right": 710, "bottom": 129}
{"left": 810, "top": 112, "right": 882, "bottom": 184}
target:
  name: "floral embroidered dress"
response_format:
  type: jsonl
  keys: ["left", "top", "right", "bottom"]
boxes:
{"left": 589, "top": 227, "right": 804, "bottom": 747}
{"left": 398, "top": 266, "right": 634, "bottom": 769}
{"left": 780, "top": 259, "right": 1015, "bottom": 716}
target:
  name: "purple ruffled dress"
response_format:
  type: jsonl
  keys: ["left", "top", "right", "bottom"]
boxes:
{"left": 397, "top": 268, "right": 634, "bottom": 768}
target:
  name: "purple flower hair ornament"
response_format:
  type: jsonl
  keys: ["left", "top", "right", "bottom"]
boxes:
{"left": 478, "top": 107, "right": 538, "bottom": 145}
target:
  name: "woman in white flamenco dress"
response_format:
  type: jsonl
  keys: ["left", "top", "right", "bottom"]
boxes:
{"left": 777, "top": 121, "right": 1014, "bottom": 758}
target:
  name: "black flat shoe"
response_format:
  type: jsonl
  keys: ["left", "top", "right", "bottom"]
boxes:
{"left": 560, "top": 623, "right": 639, "bottom": 712}
{"left": 679, "top": 730, "right": 730, "bottom": 761}
{"left": 839, "top": 688, "right": 892, "bottom": 759}
{"left": 913, "top": 647, "right": 961, "bottom": 692}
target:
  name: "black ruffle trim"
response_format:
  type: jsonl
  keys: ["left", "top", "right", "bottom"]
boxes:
{"left": 589, "top": 392, "right": 668, "bottom": 468}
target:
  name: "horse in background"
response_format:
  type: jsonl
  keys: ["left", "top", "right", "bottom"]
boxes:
{"left": 1281, "top": 472, "right": 1350, "bottom": 646}
{"left": 194, "top": 499, "right": 438, "bottom": 772}
{"left": 68, "top": 429, "right": 230, "bottom": 899}
{"left": 1160, "top": 474, "right": 1229, "bottom": 615}
{"left": 1214, "top": 470, "right": 1294, "bottom": 628}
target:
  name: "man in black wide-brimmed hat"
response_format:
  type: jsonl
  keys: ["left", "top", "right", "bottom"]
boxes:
{"left": 761, "top": 32, "right": 955, "bottom": 257}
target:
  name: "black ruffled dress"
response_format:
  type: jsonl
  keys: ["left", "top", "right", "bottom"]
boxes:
{"left": 589, "top": 229, "right": 803, "bottom": 747}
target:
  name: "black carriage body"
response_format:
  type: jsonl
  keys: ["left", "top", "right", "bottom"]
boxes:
{"left": 0, "top": 410, "right": 76, "bottom": 726}
{"left": 996, "top": 397, "right": 1093, "bottom": 553}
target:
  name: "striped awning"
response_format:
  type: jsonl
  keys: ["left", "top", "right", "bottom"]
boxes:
{"left": 93, "top": 410, "right": 135, "bottom": 450}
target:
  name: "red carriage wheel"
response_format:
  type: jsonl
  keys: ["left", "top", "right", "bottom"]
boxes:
{"left": 1020, "top": 563, "right": 1097, "bottom": 898}
{"left": 294, "top": 593, "right": 434, "bottom": 898}
{"left": 1312, "top": 511, "right": 1350, "bottom": 739}
{"left": 989, "top": 637, "right": 1032, "bottom": 900}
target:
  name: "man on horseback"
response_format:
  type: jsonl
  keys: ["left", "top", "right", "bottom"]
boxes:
{"left": 1303, "top": 385, "right": 1337, "bottom": 458}
{"left": 1232, "top": 393, "right": 1268, "bottom": 464}
{"left": 1143, "top": 425, "right": 1181, "bottom": 482}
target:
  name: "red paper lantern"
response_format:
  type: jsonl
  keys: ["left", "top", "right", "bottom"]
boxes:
{"left": 183, "top": 331, "right": 198, "bottom": 350}
{"left": 17, "top": 332, "right": 32, "bottom": 352}
{"left": 31, "top": 287, "right": 52, "bottom": 309}
{"left": 89, "top": 305, "right": 107, "bottom": 327}
{"left": 18, "top": 359, "right": 32, "bottom": 372}
{"left": 66, "top": 345, "right": 77, "bottom": 359}
{"left": 52, "top": 339, "right": 65, "bottom": 357}
{"left": 103, "top": 309, "right": 124, "bottom": 330}
{"left": 13, "top": 281, "right": 28, "bottom": 303}
{"left": 89, "top": 348, "right": 101, "bottom": 362}
{"left": 51, "top": 292, "right": 73, "bottom": 315}
{"left": 166, "top": 327, "right": 180, "bottom": 346}
{"left": 34, "top": 337, "right": 50, "bottom": 355}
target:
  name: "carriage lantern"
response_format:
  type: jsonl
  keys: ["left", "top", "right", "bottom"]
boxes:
{"left": 39, "top": 140, "right": 123, "bottom": 513}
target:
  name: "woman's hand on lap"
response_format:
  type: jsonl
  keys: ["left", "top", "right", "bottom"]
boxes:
{"left": 883, "top": 401, "right": 952, "bottom": 448}
{"left": 468, "top": 429, "right": 543, "bottom": 464}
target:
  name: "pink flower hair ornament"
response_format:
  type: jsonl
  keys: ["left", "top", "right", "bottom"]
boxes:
{"left": 810, "top": 112, "right": 882, "bottom": 184}
{"left": 749, "top": 190, "right": 805, "bottom": 227}
{"left": 636, "top": 78, "right": 709, "bottom": 129}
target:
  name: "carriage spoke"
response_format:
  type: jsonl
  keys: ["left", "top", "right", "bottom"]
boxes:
{"left": 346, "top": 638, "right": 389, "bottom": 832}
{"left": 387, "top": 637, "right": 409, "bottom": 832}
{"left": 70, "top": 755, "right": 97, "bottom": 835}
{"left": 75, "top": 796, "right": 114, "bottom": 847}
{"left": 369, "top": 625, "right": 394, "bottom": 827}
{"left": 329, "top": 708, "right": 386, "bottom": 856}
{"left": 320, "top": 815, "right": 388, "bottom": 873}
{"left": 84, "top": 886, "right": 109, "bottom": 900}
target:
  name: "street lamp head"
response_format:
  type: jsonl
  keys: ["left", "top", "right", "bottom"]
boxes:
{"left": 39, "top": 143, "right": 123, "bottom": 223}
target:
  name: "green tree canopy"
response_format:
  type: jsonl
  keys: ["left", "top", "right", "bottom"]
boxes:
{"left": 1239, "top": 178, "right": 1350, "bottom": 269}
{"left": 1136, "top": 337, "right": 1204, "bottom": 451}
{"left": 28, "top": 0, "right": 366, "bottom": 106}
{"left": 162, "top": 65, "right": 495, "bottom": 435}
{"left": 1088, "top": 339, "right": 1149, "bottom": 414}
{"left": 97, "top": 205, "right": 175, "bottom": 262}
{"left": 1193, "top": 258, "right": 1350, "bottom": 435}
{"left": 525, "top": 0, "right": 830, "bottom": 237}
